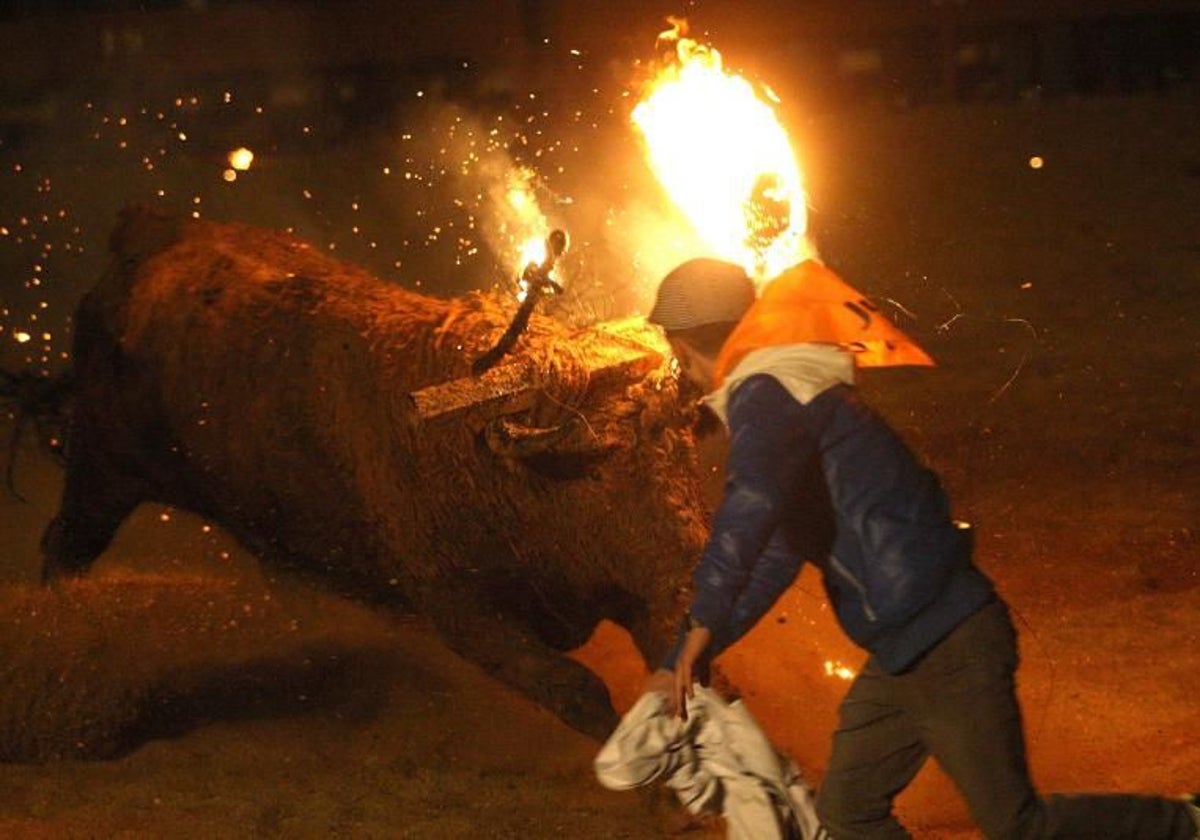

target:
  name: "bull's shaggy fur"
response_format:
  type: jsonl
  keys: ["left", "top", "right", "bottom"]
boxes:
{"left": 0, "top": 573, "right": 397, "bottom": 761}
{"left": 38, "top": 207, "right": 710, "bottom": 745}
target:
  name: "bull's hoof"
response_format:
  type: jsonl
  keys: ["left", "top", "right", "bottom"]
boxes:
{"left": 40, "top": 563, "right": 87, "bottom": 587}
{"left": 40, "top": 552, "right": 88, "bottom": 587}
{"left": 38, "top": 518, "right": 96, "bottom": 586}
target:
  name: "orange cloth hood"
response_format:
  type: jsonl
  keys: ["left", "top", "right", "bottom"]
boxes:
{"left": 713, "top": 260, "right": 935, "bottom": 386}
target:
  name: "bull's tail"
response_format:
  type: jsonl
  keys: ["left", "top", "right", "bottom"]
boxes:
{"left": 1, "top": 367, "right": 73, "bottom": 503}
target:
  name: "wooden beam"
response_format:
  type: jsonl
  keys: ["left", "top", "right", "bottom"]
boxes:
{"left": 408, "top": 318, "right": 663, "bottom": 425}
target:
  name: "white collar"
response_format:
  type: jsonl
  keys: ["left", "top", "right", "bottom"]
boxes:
{"left": 702, "top": 343, "right": 855, "bottom": 426}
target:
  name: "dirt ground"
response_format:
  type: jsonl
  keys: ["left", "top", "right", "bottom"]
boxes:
{"left": 1, "top": 96, "right": 1197, "bottom": 838}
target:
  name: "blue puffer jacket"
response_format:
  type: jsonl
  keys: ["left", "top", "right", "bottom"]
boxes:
{"left": 671, "top": 375, "right": 995, "bottom": 675}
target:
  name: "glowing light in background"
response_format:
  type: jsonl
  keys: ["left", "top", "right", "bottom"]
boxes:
{"left": 632, "top": 19, "right": 809, "bottom": 280}
{"left": 227, "top": 147, "right": 254, "bottom": 171}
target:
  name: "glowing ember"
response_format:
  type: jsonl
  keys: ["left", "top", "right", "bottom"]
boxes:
{"left": 13, "top": 331, "right": 31, "bottom": 344}
{"left": 824, "top": 660, "right": 856, "bottom": 680}
{"left": 227, "top": 147, "right": 254, "bottom": 171}
{"left": 632, "top": 19, "right": 809, "bottom": 280}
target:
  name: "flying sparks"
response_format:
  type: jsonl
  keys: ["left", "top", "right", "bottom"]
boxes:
{"left": 824, "top": 660, "right": 857, "bottom": 681}
{"left": 632, "top": 20, "right": 810, "bottom": 280}
{"left": 227, "top": 147, "right": 254, "bottom": 171}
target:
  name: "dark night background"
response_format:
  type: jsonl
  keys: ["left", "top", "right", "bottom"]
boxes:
{"left": 0, "top": 2, "right": 1197, "bottom": 838}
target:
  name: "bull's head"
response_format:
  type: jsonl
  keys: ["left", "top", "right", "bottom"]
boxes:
{"left": 407, "top": 315, "right": 709, "bottom": 665}
{"left": 409, "top": 316, "right": 669, "bottom": 462}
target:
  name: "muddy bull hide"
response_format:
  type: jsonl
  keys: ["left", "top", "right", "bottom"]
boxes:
{"left": 40, "top": 207, "right": 709, "bottom": 739}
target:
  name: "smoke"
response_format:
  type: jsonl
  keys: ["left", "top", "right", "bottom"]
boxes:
{"left": 384, "top": 93, "right": 703, "bottom": 320}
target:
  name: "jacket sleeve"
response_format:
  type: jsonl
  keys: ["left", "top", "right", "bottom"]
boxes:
{"left": 660, "top": 528, "right": 803, "bottom": 669}
{"left": 686, "top": 375, "right": 815, "bottom": 643}
{"left": 710, "top": 527, "right": 803, "bottom": 657}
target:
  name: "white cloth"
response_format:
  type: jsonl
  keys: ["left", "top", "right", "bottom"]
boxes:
{"left": 595, "top": 688, "right": 821, "bottom": 840}
{"left": 703, "top": 343, "right": 855, "bottom": 426}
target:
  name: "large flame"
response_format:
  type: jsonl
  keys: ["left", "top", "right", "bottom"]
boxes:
{"left": 632, "top": 21, "right": 809, "bottom": 280}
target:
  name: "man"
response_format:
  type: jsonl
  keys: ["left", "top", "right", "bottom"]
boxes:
{"left": 642, "top": 256, "right": 1198, "bottom": 838}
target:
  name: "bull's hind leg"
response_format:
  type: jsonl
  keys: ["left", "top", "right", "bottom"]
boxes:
{"left": 41, "top": 415, "right": 149, "bottom": 583}
{"left": 425, "top": 588, "right": 619, "bottom": 740}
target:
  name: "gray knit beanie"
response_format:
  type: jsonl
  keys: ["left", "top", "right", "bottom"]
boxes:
{"left": 648, "top": 258, "right": 756, "bottom": 332}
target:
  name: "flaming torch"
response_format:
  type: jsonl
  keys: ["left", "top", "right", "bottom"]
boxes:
{"left": 472, "top": 228, "right": 569, "bottom": 375}
{"left": 632, "top": 19, "right": 810, "bottom": 281}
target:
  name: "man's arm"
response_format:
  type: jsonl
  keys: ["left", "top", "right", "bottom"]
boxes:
{"left": 687, "top": 374, "right": 815, "bottom": 639}
{"left": 659, "top": 523, "right": 807, "bottom": 718}
{"left": 713, "top": 528, "right": 805, "bottom": 654}
{"left": 659, "top": 528, "right": 803, "bottom": 670}
{"left": 665, "top": 375, "right": 815, "bottom": 716}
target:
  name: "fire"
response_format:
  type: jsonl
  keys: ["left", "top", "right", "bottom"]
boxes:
{"left": 519, "top": 233, "right": 548, "bottom": 272}
{"left": 632, "top": 20, "right": 809, "bottom": 280}
{"left": 516, "top": 235, "right": 546, "bottom": 302}
{"left": 503, "top": 173, "right": 559, "bottom": 301}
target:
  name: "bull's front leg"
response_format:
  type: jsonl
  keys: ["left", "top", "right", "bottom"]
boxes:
{"left": 423, "top": 587, "right": 619, "bottom": 741}
{"left": 41, "top": 414, "right": 151, "bottom": 584}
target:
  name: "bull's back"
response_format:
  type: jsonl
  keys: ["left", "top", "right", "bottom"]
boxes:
{"left": 78, "top": 212, "right": 470, "bottom": 586}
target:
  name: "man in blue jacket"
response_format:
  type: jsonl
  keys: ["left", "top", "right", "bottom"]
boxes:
{"left": 644, "top": 257, "right": 1197, "bottom": 838}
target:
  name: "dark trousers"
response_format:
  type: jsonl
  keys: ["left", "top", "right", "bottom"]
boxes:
{"left": 816, "top": 600, "right": 1192, "bottom": 839}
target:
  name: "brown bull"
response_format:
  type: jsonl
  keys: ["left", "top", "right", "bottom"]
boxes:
{"left": 41, "top": 207, "right": 710, "bottom": 738}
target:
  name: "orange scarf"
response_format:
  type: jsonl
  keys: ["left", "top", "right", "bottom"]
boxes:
{"left": 713, "top": 260, "right": 934, "bottom": 386}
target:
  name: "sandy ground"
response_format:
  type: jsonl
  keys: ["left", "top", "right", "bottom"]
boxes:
{"left": 1, "top": 96, "right": 1198, "bottom": 838}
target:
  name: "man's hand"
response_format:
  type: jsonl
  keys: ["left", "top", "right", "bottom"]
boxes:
{"left": 642, "top": 668, "right": 674, "bottom": 697}
{"left": 672, "top": 625, "right": 713, "bottom": 721}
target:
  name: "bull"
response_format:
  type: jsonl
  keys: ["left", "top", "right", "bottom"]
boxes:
{"left": 40, "top": 206, "right": 710, "bottom": 738}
